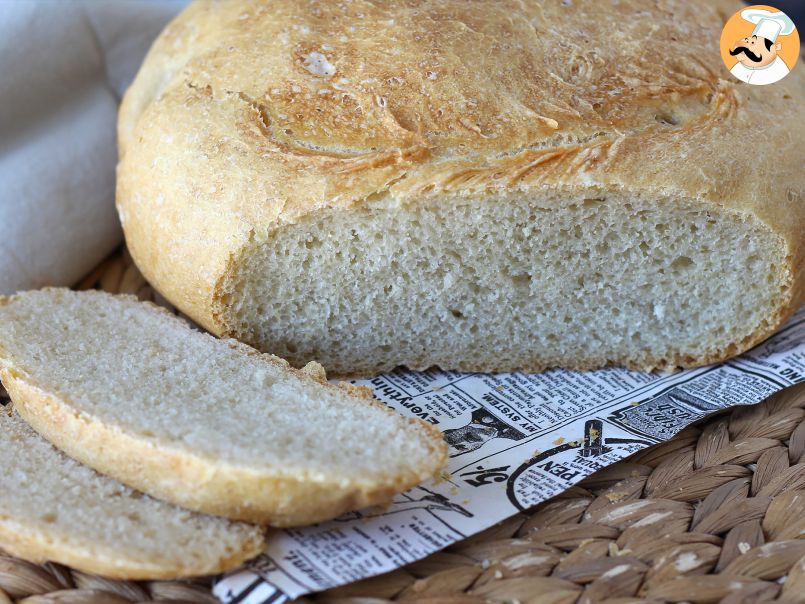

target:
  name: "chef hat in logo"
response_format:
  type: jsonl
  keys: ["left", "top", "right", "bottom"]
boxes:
{"left": 720, "top": 4, "right": 800, "bottom": 85}
{"left": 741, "top": 8, "right": 796, "bottom": 42}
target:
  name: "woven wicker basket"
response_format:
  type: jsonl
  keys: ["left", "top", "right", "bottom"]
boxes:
{"left": 2, "top": 247, "right": 805, "bottom": 604}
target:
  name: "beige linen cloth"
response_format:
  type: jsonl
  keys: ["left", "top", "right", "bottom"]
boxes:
{"left": 0, "top": 0, "right": 186, "bottom": 295}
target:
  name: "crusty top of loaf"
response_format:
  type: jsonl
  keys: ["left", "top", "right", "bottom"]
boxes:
{"left": 117, "top": 0, "right": 805, "bottom": 334}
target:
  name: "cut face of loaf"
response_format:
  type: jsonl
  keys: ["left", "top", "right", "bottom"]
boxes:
{"left": 227, "top": 195, "right": 791, "bottom": 373}
{"left": 225, "top": 193, "right": 791, "bottom": 376}
{"left": 116, "top": 0, "right": 805, "bottom": 377}
{"left": 0, "top": 290, "right": 447, "bottom": 526}
{"left": 0, "top": 410, "right": 264, "bottom": 579}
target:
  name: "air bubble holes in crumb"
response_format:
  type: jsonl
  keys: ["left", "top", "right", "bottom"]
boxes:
{"left": 230, "top": 194, "right": 784, "bottom": 372}
{"left": 670, "top": 256, "right": 695, "bottom": 271}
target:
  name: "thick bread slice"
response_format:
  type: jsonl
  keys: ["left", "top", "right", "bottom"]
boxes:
{"left": 0, "top": 409, "right": 264, "bottom": 579}
{"left": 0, "top": 289, "right": 447, "bottom": 526}
{"left": 117, "top": 0, "right": 805, "bottom": 377}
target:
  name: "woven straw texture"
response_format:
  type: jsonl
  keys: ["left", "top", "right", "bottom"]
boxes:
{"left": 2, "top": 247, "right": 805, "bottom": 604}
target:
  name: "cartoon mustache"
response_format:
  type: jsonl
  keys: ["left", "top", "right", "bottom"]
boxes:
{"left": 730, "top": 46, "right": 763, "bottom": 62}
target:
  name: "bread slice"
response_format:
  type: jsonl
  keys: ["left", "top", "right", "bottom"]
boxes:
{"left": 117, "top": 0, "right": 805, "bottom": 377}
{"left": 0, "top": 289, "right": 447, "bottom": 526}
{"left": 0, "top": 408, "right": 264, "bottom": 579}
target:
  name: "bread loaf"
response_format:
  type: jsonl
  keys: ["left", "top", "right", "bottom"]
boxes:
{"left": 117, "top": 0, "right": 805, "bottom": 376}
{"left": 0, "top": 289, "right": 447, "bottom": 526}
{"left": 0, "top": 408, "right": 264, "bottom": 579}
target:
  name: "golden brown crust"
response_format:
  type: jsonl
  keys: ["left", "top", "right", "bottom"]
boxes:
{"left": 0, "top": 510, "right": 264, "bottom": 581}
{"left": 117, "top": 0, "right": 805, "bottom": 371}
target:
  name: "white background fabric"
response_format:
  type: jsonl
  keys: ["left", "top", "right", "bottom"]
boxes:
{"left": 0, "top": 0, "right": 187, "bottom": 295}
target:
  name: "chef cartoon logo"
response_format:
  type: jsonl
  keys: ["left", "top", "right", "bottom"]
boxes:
{"left": 720, "top": 6, "right": 799, "bottom": 85}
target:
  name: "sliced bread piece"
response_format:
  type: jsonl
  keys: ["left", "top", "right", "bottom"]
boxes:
{"left": 0, "top": 408, "right": 264, "bottom": 579}
{"left": 0, "top": 289, "right": 447, "bottom": 526}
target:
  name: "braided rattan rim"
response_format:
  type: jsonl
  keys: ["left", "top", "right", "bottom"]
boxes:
{"left": 2, "top": 247, "right": 804, "bottom": 604}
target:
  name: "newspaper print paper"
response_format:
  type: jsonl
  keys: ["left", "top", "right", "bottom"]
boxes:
{"left": 215, "top": 306, "right": 805, "bottom": 604}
